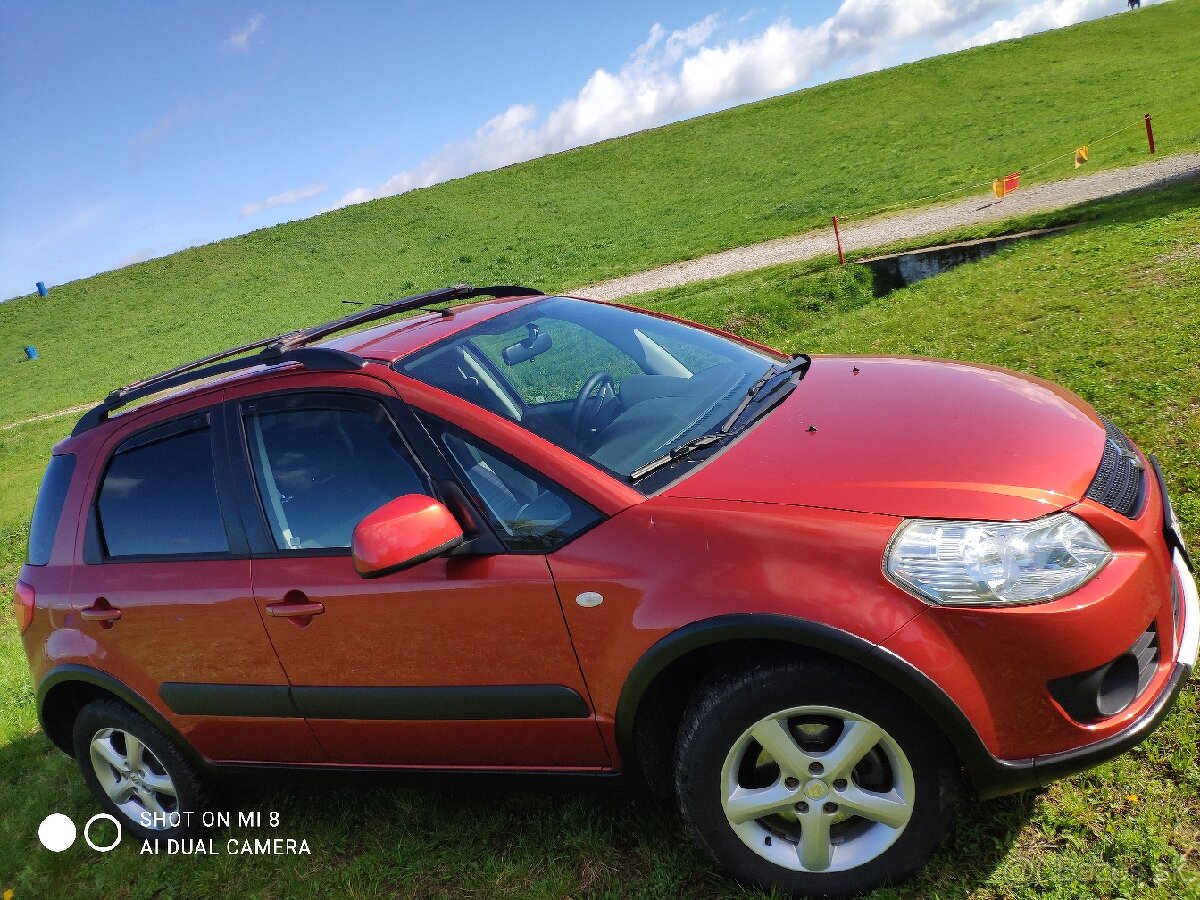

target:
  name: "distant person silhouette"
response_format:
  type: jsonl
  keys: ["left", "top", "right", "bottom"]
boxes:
{"left": 1128, "top": 0, "right": 1140, "bottom": 8}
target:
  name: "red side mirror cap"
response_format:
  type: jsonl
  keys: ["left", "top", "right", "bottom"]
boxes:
{"left": 352, "top": 495, "right": 464, "bottom": 578}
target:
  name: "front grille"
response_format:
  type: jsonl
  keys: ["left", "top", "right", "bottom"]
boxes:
{"left": 1085, "top": 415, "right": 1145, "bottom": 518}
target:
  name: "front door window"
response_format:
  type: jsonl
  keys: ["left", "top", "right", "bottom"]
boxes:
{"left": 243, "top": 396, "right": 427, "bottom": 550}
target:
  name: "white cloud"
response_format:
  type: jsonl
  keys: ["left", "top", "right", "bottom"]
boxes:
{"left": 240, "top": 183, "right": 328, "bottom": 218}
{"left": 240, "top": 183, "right": 329, "bottom": 217}
{"left": 328, "top": 0, "right": 1118, "bottom": 210}
{"left": 942, "top": 0, "right": 1168, "bottom": 51}
{"left": 224, "top": 13, "right": 265, "bottom": 52}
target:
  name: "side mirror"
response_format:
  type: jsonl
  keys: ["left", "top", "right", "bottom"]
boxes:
{"left": 352, "top": 495, "right": 464, "bottom": 578}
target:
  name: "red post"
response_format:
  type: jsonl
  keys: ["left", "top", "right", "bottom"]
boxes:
{"left": 832, "top": 215, "right": 845, "bottom": 265}
{"left": 1145, "top": 113, "right": 1156, "bottom": 154}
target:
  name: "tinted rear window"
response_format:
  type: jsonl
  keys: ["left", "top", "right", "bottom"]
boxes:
{"left": 27, "top": 454, "right": 77, "bottom": 565}
{"left": 97, "top": 424, "right": 229, "bottom": 558}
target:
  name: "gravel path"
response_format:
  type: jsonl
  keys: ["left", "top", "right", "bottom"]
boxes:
{"left": 0, "top": 403, "right": 95, "bottom": 432}
{"left": 581, "top": 152, "right": 1200, "bottom": 300}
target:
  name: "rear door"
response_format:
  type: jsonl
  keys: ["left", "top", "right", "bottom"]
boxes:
{"left": 232, "top": 388, "right": 610, "bottom": 769}
{"left": 74, "top": 404, "right": 323, "bottom": 763}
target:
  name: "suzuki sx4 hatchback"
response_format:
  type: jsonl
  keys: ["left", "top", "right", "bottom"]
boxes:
{"left": 16, "top": 285, "right": 1197, "bottom": 897}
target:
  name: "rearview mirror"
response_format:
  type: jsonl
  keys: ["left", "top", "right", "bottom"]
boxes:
{"left": 352, "top": 495, "right": 464, "bottom": 578}
{"left": 502, "top": 323, "right": 552, "bottom": 365}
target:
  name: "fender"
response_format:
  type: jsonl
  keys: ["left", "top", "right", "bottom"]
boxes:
{"left": 613, "top": 614, "right": 1029, "bottom": 798}
{"left": 36, "top": 663, "right": 208, "bottom": 767}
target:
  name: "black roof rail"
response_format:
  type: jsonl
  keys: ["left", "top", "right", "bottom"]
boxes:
{"left": 72, "top": 283, "right": 543, "bottom": 436}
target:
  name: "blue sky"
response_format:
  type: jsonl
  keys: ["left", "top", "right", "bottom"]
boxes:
{"left": 0, "top": 0, "right": 1157, "bottom": 300}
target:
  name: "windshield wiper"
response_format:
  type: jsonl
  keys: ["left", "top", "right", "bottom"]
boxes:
{"left": 720, "top": 353, "right": 811, "bottom": 432}
{"left": 629, "top": 354, "right": 811, "bottom": 483}
{"left": 629, "top": 433, "right": 726, "bottom": 482}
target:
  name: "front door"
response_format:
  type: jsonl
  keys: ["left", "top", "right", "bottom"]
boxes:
{"left": 233, "top": 389, "right": 609, "bottom": 768}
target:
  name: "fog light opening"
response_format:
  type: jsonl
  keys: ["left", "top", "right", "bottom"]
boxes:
{"left": 1095, "top": 654, "right": 1139, "bottom": 718}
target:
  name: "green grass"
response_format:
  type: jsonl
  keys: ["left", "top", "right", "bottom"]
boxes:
{"left": 2, "top": 5, "right": 1200, "bottom": 896}
{"left": 2, "top": 154, "right": 1197, "bottom": 900}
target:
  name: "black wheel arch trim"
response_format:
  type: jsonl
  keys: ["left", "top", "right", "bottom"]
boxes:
{"left": 615, "top": 614, "right": 1027, "bottom": 798}
{"left": 36, "top": 664, "right": 208, "bottom": 766}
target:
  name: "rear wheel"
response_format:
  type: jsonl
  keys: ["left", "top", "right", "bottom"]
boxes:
{"left": 72, "top": 698, "right": 208, "bottom": 842}
{"left": 675, "top": 659, "right": 958, "bottom": 897}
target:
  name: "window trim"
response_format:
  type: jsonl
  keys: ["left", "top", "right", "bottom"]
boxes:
{"left": 86, "top": 409, "right": 247, "bottom": 564}
{"left": 457, "top": 341, "right": 525, "bottom": 420}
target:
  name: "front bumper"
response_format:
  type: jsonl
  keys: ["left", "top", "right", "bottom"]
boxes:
{"left": 972, "top": 547, "right": 1197, "bottom": 798}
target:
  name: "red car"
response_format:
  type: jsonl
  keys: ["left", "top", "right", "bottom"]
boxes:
{"left": 16, "top": 284, "right": 1197, "bottom": 896}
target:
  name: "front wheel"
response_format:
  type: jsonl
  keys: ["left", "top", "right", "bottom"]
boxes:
{"left": 72, "top": 698, "right": 209, "bottom": 842}
{"left": 675, "top": 659, "right": 959, "bottom": 897}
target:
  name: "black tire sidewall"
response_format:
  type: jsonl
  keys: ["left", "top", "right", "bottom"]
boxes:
{"left": 676, "top": 660, "right": 957, "bottom": 898}
{"left": 71, "top": 698, "right": 209, "bottom": 843}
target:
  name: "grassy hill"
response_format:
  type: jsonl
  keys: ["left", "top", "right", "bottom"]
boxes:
{"left": 2, "top": 0, "right": 1199, "bottom": 431}
{"left": 2, "top": 5, "right": 1200, "bottom": 896}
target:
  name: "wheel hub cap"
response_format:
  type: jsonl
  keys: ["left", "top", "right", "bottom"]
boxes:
{"left": 803, "top": 779, "right": 830, "bottom": 800}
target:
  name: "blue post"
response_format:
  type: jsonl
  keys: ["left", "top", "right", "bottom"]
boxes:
{"left": 24, "top": 346, "right": 39, "bottom": 360}
{"left": 36, "top": 281, "right": 48, "bottom": 297}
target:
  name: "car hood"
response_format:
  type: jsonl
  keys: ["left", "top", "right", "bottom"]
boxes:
{"left": 665, "top": 355, "right": 1107, "bottom": 520}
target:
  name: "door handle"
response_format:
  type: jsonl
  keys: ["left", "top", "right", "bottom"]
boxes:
{"left": 82, "top": 599, "right": 122, "bottom": 626}
{"left": 265, "top": 599, "right": 325, "bottom": 619}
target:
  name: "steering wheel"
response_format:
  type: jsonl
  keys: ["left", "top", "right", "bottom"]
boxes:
{"left": 571, "top": 372, "right": 616, "bottom": 449}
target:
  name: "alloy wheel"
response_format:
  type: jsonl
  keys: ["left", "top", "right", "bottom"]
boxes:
{"left": 719, "top": 704, "right": 915, "bottom": 873}
{"left": 89, "top": 727, "right": 179, "bottom": 827}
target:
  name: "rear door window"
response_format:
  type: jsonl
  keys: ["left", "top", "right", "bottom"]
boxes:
{"left": 96, "top": 419, "right": 230, "bottom": 558}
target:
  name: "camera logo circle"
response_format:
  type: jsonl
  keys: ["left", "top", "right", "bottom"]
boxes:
{"left": 37, "top": 812, "right": 121, "bottom": 852}
{"left": 85, "top": 813, "right": 122, "bottom": 852}
{"left": 37, "top": 813, "right": 76, "bottom": 852}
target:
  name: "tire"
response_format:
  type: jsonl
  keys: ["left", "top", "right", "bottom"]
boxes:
{"left": 675, "top": 658, "right": 959, "bottom": 898}
{"left": 72, "top": 697, "right": 209, "bottom": 842}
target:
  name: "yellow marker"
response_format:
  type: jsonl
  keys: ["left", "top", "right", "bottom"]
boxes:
{"left": 992, "top": 178, "right": 1006, "bottom": 199}
{"left": 1075, "top": 145, "right": 1089, "bottom": 168}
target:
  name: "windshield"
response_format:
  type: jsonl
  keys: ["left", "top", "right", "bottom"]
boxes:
{"left": 398, "top": 297, "right": 780, "bottom": 482}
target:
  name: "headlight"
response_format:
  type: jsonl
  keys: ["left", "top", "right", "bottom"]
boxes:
{"left": 885, "top": 512, "right": 1112, "bottom": 606}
